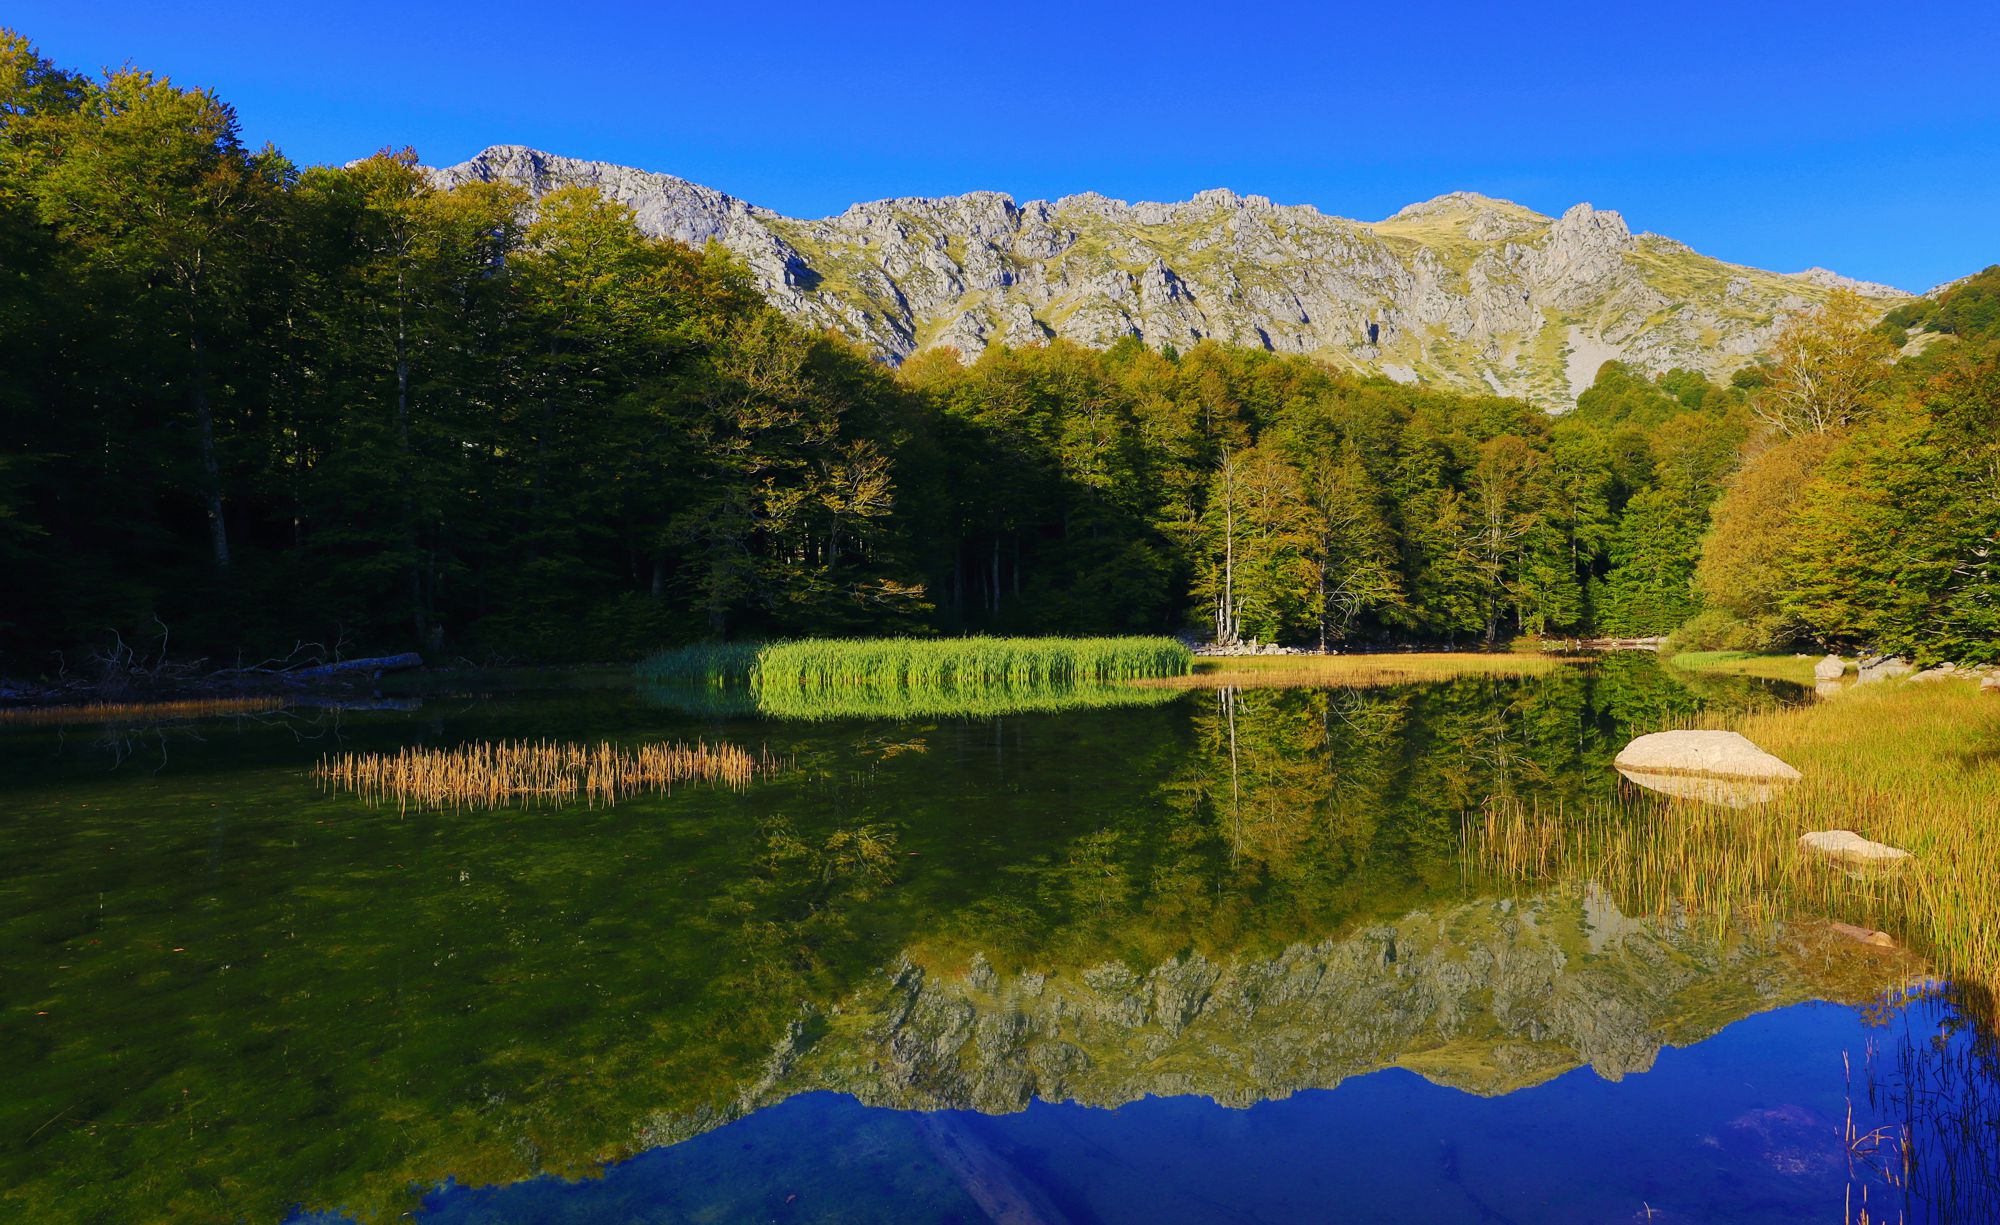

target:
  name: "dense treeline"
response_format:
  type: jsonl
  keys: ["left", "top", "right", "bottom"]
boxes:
{"left": 2, "top": 31, "right": 1994, "bottom": 671}
{"left": 1, "top": 32, "right": 935, "bottom": 668}
{"left": 1686, "top": 265, "right": 2000, "bottom": 664}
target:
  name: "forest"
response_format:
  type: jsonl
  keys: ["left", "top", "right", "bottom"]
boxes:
{"left": 2, "top": 29, "right": 1996, "bottom": 673}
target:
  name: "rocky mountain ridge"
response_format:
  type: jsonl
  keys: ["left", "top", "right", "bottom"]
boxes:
{"left": 433, "top": 145, "right": 1909, "bottom": 406}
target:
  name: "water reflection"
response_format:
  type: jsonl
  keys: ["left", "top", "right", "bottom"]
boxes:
{"left": 638, "top": 677, "right": 1184, "bottom": 721}
{"left": 406, "top": 992, "right": 2000, "bottom": 1225}
{"left": 1614, "top": 766, "right": 1784, "bottom": 807}
{"left": 4, "top": 659, "right": 1983, "bottom": 1225}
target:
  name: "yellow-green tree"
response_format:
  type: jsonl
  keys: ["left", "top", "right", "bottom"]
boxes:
{"left": 1753, "top": 289, "right": 1896, "bottom": 436}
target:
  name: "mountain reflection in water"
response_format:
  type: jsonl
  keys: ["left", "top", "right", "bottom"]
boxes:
{"left": 408, "top": 999, "right": 1980, "bottom": 1225}
{"left": 4, "top": 658, "right": 1993, "bottom": 1223}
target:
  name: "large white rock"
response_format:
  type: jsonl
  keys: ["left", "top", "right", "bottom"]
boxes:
{"left": 1799, "top": 829, "right": 1910, "bottom": 867}
{"left": 1613, "top": 730, "right": 1802, "bottom": 781}
{"left": 1813, "top": 655, "right": 1846, "bottom": 681}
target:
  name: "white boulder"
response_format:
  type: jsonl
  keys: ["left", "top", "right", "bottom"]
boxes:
{"left": 1856, "top": 655, "right": 1913, "bottom": 683}
{"left": 1812, "top": 655, "right": 1845, "bottom": 681}
{"left": 1799, "top": 829, "right": 1911, "bottom": 867}
{"left": 1613, "top": 730, "right": 1802, "bottom": 781}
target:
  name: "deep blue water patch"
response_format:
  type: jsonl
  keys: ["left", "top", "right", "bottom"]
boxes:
{"left": 397, "top": 1001, "right": 1949, "bottom": 1225}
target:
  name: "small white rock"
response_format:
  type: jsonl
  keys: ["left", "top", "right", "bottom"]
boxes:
{"left": 1799, "top": 829, "right": 1911, "bottom": 866}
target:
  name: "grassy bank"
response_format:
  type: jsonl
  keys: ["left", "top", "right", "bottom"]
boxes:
{"left": 1148, "top": 652, "right": 1576, "bottom": 690}
{"left": 1471, "top": 676, "right": 2000, "bottom": 1024}
{"left": 1668, "top": 650, "right": 1819, "bottom": 685}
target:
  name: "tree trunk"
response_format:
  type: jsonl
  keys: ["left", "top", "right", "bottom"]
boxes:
{"left": 394, "top": 291, "right": 427, "bottom": 645}
{"left": 189, "top": 326, "right": 230, "bottom": 569}
{"left": 1220, "top": 450, "right": 1237, "bottom": 644}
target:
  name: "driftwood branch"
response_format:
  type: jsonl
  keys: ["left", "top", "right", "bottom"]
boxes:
{"left": 280, "top": 654, "right": 423, "bottom": 682}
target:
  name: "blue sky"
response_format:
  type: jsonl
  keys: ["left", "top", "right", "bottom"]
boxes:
{"left": 15, "top": 1, "right": 1999, "bottom": 290}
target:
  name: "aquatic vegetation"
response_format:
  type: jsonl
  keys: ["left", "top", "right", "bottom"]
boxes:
{"left": 315, "top": 738, "right": 779, "bottom": 811}
{"left": 633, "top": 641, "right": 766, "bottom": 686}
{"left": 1144, "top": 651, "right": 1576, "bottom": 690}
{"left": 0, "top": 696, "right": 287, "bottom": 725}
{"left": 1468, "top": 677, "right": 2000, "bottom": 1028}
{"left": 1855, "top": 988, "right": 2000, "bottom": 1220}
{"left": 750, "top": 636, "right": 1193, "bottom": 688}
{"left": 749, "top": 678, "right": 1182, "bottom": 722}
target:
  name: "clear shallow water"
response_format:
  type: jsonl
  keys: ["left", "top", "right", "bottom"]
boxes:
{"left": 2, "top": 659, "right": 1991, "bottom": 1222}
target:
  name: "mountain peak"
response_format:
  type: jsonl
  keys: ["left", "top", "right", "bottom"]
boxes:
{"left": 1384, "top": 191, "right": 1546, "bottom": 223}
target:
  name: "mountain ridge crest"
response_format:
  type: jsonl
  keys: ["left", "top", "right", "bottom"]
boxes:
{"left": 430, "top": 145, "right": 1909, "bottom": 406}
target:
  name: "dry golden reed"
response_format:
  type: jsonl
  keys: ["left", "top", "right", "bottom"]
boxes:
{"left": 315, "top": 738, "right": 778, "bottom": 812}
{"left": 1466, "top": 678, "right": 2000, "bottom": 1027}
{"left": 1142, "top": 652, "right": 1575, "bottom": 691}
{"left": 0, "top": 696, "right": 287, "bottom": 725}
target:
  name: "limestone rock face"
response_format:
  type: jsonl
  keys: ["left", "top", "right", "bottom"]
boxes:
{"left": 1813, "top": 655, "right": 1847, "bottom": 681}
{"left": 1799, "top": 829, "right": 1911, "bottom": 867}
{"left": 428, "top": 146, "right": 1910, "bottom": 408}
{"left": 1613, "top": 730, "right": 1802, "bottom": 781}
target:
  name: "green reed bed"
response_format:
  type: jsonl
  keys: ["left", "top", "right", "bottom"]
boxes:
{"left": 751, "top": 636, "right": 1192, "bottom": 690}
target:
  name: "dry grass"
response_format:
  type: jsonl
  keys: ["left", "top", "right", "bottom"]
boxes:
{"left": 0, "top": 697, "right": 287, "bottom": 725}
{"left": 1468, "top": 678, "right": 2000, "bottom": 1026}
{"left": 1142, "top": 652, "right": 1577, "bottom": 690}
{"left": 315, "top": 739, "right": 779, "bottom": 812}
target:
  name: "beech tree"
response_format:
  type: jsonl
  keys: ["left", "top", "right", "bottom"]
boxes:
{"left": 1754, "top": 289, "right": 1896, "bottom": 436}
{"left": 29, "top": 65, "right": 288, "bottom": 570}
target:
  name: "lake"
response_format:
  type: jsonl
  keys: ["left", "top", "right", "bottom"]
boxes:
{"left": 3, "top": 657, "right": 1991, "bottom": 1223}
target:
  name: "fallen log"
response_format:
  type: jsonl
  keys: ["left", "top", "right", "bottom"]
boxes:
{"left": 280, "top": 653, "right": 423, "bottom": 682}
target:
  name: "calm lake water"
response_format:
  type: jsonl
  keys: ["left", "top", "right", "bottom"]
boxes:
{"left": 4, "top": 658, "right": 1993, "bottom": 1223}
